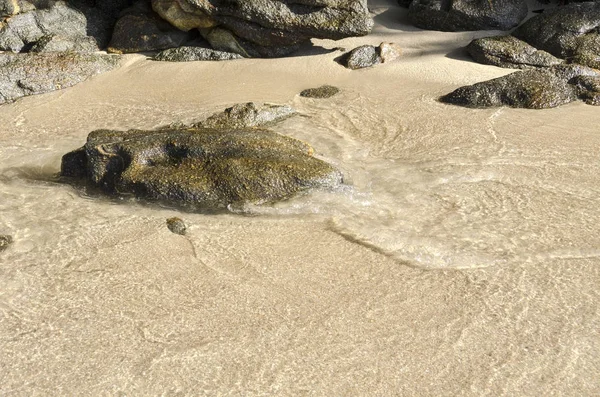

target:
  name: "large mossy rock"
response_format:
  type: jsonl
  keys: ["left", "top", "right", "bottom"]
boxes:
{"left": 61, "top": 127, "right": 343, "bottom": 207}
{"left": 0, "top": 52, "right": 119, "bottom": 104}
{"left": 513, "top": 2, "right": 600, "bottom": 68}
{"left": 440, "top": 64, "right": 600, "bottom": 109}
{"left": 467, "top": 35, "right": 564, "bottom": 69}
{"left": 408, "top": 0, "right": 528, "bottom": 32}
{"left": 151, "top": 0, "right": 373, "bottom": 57}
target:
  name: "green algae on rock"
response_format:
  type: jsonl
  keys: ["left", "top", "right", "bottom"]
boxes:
{"left": 300, "top": 85, "right": 341, "bottom": 99}
{"left": 0, "top": 235, "right": 12, "bottom": 252}
{"left": 440, "top": 65, "right": 600, "bottom": 109}
{"left": 61, "top": 127, "right": 343, "bottom": 208}
{"left": 154, "top": 46, "right": 243, "bottom": 62}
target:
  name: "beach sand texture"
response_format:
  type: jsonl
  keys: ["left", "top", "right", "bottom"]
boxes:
{"left": 1, "top": 2, "right": 599, "bottom": 395}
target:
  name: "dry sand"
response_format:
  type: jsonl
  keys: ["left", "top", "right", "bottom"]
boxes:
{"left": 1, "top": 2, "right": 599, "bottom": 395}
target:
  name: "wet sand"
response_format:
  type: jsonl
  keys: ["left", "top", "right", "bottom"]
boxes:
{"left": 1, "top": 3, "right": 599, "bottom": 395}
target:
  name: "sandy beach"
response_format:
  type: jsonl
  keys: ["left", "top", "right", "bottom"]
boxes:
{"left": 1, "top": 2, "right": 599, "bottom": 395}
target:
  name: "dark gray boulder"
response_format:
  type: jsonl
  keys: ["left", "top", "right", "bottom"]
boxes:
{"left": 440, "top": 64, "right": 600, "bottom": 109}
{"left": 154, "top": 46, "right": 243, "bottom": 61}
{"left": 467, "top": 35, "right": 564, "bottom": 69}
{"left": 0, "top": 235, "right": 12, "bottom": 252}
{"left": 300, "top": 85, "right": 341, "bottom": 98}
{"left": 408, "top": 0, "right": 528, "bottom": 32}
{"left": 107, "top": 0, "right": 191, "bottom": 54}
{"left": 193, "top": 102, "right": 297, "bottom": 130}
{"left": 0, "top": 52, "right": 119, "bottom": 104}
{"left": 151, "top": 0, "right": 373, "bottom": 57}
{"left": 60, "top": 127, "right": 343, "bottom": 207}
{"left": 513, "top": 2, "right": 600, "bottom": 67}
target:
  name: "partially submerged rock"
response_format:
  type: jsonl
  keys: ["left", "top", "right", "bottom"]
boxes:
{"left": 440, "top": 65, "right": 600, "bottom": 109}
{"left": 408, "top": 0, "right": 528, "bottom": 32}
{"left": 154, "top": 46, "right": 243, "bottom": 62}
{"left": 0, "top": 235, "right": 12, "bottom": 252}
{"left": 151, "top": 0, "right": 373, "bottom": 57}
{"left": 300, "top": 85, "right": 341, "bottom": 99}
{"left": 61, "top": 127, "right": 343, "bottom": 207}
{"left": 467, "top": 35, "right": 564, "bottom": 69}
{"left": 166, "top": 217, "right": 186, "bottom": 235}
{"left": 194, "top": 103, "right": 296, "bottom": 129}
{"left": 0, "top": 52, "right": 119, "bottom": 104}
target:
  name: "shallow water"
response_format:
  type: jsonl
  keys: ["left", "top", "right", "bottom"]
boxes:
{"left": 2, "top": 72, "right": 599, "bottom": 270}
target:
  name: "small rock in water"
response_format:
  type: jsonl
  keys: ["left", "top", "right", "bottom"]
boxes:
{"left": 0, "top": 235, "right": 13, "bottom": 252}
{"left": 154, "top": 46, "right": 243, "bottom": 62}
{"left": 167, "top": 217, "right": 187, "bottom": 235}
{"left": 299, "top": 85, "right": 340, "bottom": 99}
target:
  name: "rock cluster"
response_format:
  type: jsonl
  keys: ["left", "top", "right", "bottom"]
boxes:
{"left": 444, "top": 3, "right": 600, "bottom": 109}
{"left": 151, "top": 0, "right": 373, "bottom": 57}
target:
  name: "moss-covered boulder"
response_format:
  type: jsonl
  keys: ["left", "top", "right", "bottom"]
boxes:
{"left": 440, "top": 65, "right": 600, "bottom": 109}
{"left": 61, "top": 127, "right": 342, "bottom": 208}
{"left": 467, "top": 35, "right": 564, "bottom": 69}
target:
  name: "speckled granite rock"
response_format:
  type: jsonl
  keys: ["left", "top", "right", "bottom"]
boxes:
{"left": 440, "top": 64, "right": 600, "bottom": 109}
{"left": 193, "top": 103, "right": 297, "bottom": 129}
{"left": 0, "top": 52, "right": 119, "bottom": 104}
{"left": 408, "top": 0, "right": 528, "bottom": 32}
{"left": 151, "top": 0, "right": 373, "bottom": 57}
{"left": 154, "top": 46, "right": 243, "bottom": 62}
{"left": 61, "top": 127, "right": 343, "bottom": 207}
{"left": 467, "top": 35, "right": 564, "bottom": 69}
{"left": 513, "top": 2, "right": 600, "bottom": 68}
